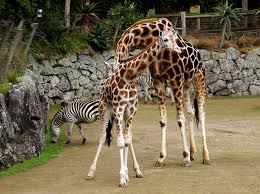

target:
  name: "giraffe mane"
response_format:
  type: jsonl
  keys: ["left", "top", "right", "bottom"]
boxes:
{"left": 118, "top": 18, "right": 169, "bottom": 42}
{"left": 118, "top": 36, "right": 160, "bottom": 63}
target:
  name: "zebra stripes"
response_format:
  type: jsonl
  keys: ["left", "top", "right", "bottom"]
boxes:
{"left": 50, "top": 100, "right": 99, "bottom": 144}
{"left": 137, "top": 74, "right": 175, "bottom": 104}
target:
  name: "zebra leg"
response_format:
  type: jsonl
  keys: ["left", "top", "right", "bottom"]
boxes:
{"left": 166, "top": 87, "right": 175, "bottom": 105}
{"left": 65, "top": 122, "right": 73, "bottom": 144}
{"left": 144, "top": 85, "right": 149, "bottom": 104}
{"left": 86, "top": 104, "right": 110, "bottom": 180}
{"left": 184, "top": 88, "right": 196, "bottom": 161}
{"left": 76, "top": 123, "right": 86, "bottom": 144}
{"left": 153, "top": 80, "right": 168, "bottom": 167}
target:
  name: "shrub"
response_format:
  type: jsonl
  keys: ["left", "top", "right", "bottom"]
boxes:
{"left": 85, "top": 23, "right": 108, "bottom": 52}
{"left": 5, "top": 68, "right": 23, "bottom": 83}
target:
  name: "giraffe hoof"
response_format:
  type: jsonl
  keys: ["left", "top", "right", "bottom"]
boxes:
{"left": 86, "top": 175, "right": 94, "bottom": 180}
{"left": 82, "top": 138, "right": 86, "bottom": 144}
{"left": 182, "top": 160, "right": 191, "bottom": 167}
{"left": 203, "top": 159, "right": 211, "bottom": 165}
{"left": 144, "top": 101, "right": 147, "bottom": 104}
{"left": 119, "top": 182, "right": 127, "bottom": 188}
{"left": 65, "top": 140, "right": 71, "bottom": 144}
{"left": 154, "top": 160, "right": 165, "bottom": 167}
{"left": 190, "top": 155, "right": 195, "bottom": 161}
{"left": 136, "top": 173, "right": 143, "bottom": 178}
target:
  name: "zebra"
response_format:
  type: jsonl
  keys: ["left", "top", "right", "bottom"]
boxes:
{"left": 137, "top": 74, "right": 175, "bottom": 104}
{"left": 50, "top": 100, "right": 100, "bottom": 144}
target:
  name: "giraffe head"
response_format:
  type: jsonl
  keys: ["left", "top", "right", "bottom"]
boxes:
{"left": 159, "top": 30, "right": 182, "bottom": 54}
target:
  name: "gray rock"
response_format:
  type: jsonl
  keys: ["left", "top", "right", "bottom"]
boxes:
{"left": 245, "top": 51, "right": 260, "bottom": 69}
{"left": 209, "top": 80, "right": 226, "bottom": 93}
{"left": 219, "top": 73, "right": 232, "bottom": 81}
{"left": 58, "top": 58, "right": 72, "bottom": 67}
{"left": 0, "top": 77, "right": 47, "bottom": 170}
{"left": 231, "top": 70, "right": 243, "bottom": 80}
{"left": 212, "top": 67, "right": 221, "bottom": 75}
{"left": 216, "top": 89, "right": 231, "bottom": 96}
{"left": 78, "top": 75, "right": 90, "bottom": 86}
{"left": 206, "top": 72, "right": 219, "bottom": 85}
{"left": 70, "top": 80, "right": 80, "bottom": 90}
{"left": 203, "top": 60, "right": 216, "bottom": 73}
{"left": 249, "top": 85, "right": 260, "bottom": 95}
{"left": 211, "top": 52, "right": 226, "bottom": 60}
{"left": 81, "top": 70, "right": 90, "bottom": 77}
{"left": 56, "top": 76, "right": 70, "bottom": 92}
{"left": 199, "top": 49, "right": 211, "bottom": 61}
{"left": 50, "top": 76, "right": 60, "bottom": 87}
{"left": 232, "top": 80, "right": 248, "bottom": 92}
{"left": 256, "top": 69, "right": 260, "bottom": 79}
{"left": 236, "top": 57, "right": 247, "bottom": 69}
{"left": 90, "top": 74, "right": 98, "bottom": 81}
{"left": 226, "top": 47, "right": 240, "bottom": 60}
{"left": 63, "top": 91, "right": 75, "bottom": 101}
{"left": 219, "top": 59, "right": 236, "bottom": 72}
{"left": 67, "top": 54, "right": 78, "bottom": 63}
{"left": 48, "top": 88, "right": 62, "bottom": 98}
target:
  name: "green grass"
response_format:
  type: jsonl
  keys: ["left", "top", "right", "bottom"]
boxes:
{"left": 0, "top": 83, "right": 12, "bottom": 94}
{"left": 0, "top": 104, "right": 66, "bottom": 177}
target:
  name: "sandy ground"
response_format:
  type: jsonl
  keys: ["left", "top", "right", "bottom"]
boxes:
{"left": 0, "top": 97, "right": 260, "bottom": 194}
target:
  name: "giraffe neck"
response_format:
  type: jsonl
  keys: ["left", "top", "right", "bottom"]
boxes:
{"left": 115, "top": 18, "right": 174, "bottom": 61}
{"left": 117, "top": 37, "right": 162, "bottom": 82}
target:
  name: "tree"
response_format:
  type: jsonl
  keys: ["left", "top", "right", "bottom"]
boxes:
{"left": 65, "top": 0, "right": 71, "bottom": 27}
{"left": 213, "top": 0, "right": 242, "bottom": 48}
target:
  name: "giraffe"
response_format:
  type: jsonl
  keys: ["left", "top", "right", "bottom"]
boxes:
{"left": 86, "top": 30, "right": 181, "bottom": 187}
{"left": 114, "top": 18, "right": 210, "bottom": 167}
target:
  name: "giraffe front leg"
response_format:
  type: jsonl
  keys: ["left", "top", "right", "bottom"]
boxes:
{"left": 153, "top": 81, "right": 167, "bottom": 167}
{"left": 114, "top": 108, "right": 128, "bottom": 188}
{"left": 86, "top": 104, "right": 109, "bottom": 180}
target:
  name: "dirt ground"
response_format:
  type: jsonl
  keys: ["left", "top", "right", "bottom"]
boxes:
{"left": 1, "top": 97, "right": 260, "bottom": 194}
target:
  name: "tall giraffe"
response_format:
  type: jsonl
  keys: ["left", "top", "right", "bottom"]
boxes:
{"left": 114, "top": 18, "right": 210, "bottom": 167}
{"left": 86, "top": 30, "right": 181, "bottom": 187}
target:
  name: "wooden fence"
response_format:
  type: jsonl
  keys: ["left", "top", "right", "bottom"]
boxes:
{"left": 156, "top": 10, "right": 260, "bottom": 36}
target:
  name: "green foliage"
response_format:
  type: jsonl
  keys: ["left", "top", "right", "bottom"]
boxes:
{"left": 106, "top": 1, "right": 146, "bottom": 42}
{"left": 0, "top": 83, "right": 12, "bottom": 94}
{"left": 213, "top": 1, "right": 242, "bottom": 31}
{"left": 31, "top": 28, "right": 88, "bottom": 56}
{"left": 71, "top": 0, "right": 102, "bottom": 32}
{"left": 5, "top": 68, "right": 23, "bottom": 83}
{"left": 0, "top": 105, "right": 66, "bottom": 177}
{"left": 85, "top": 23, "right": 108, "bottom": 51}
{"left": 212, "top": 0, "right": 242, "bottom": 48}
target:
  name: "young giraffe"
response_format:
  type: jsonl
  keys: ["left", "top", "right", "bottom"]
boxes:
{"left": 86, "top": 30, "right": 181, "bottom": 187}
{"left": 115, "top": 18, "right": 210, "bottom": 167}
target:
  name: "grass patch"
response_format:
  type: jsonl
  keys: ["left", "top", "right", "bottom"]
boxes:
{"left": 0, "top": 104, "right": 66, "bottom": 177}
{"left": 0, "top": 83, "right": 12, "bottom": 94}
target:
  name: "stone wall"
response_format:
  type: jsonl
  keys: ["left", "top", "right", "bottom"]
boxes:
{"left": 0, "top": 77, "right": 48, "bottom": 169}
{"left": 201, "top": 47, "right": 260, "bottom": 96}
{"left": 27, "top": 47, "right": 260, "bottom": 104}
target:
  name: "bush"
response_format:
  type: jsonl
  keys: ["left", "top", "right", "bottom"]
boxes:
{"left": 85, "top": 23, "right": 108, "bottom": 52}
{"left": 5, "top": 68, "right": 23, "bottom": 83}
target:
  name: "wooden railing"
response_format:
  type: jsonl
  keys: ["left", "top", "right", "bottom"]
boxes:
{"left": 156, "top": 9, "right": 260, "bottom": 36}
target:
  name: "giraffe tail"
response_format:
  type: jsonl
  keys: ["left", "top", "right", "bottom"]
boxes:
{"left": 194, "top": 97, "right": 200, "bottom": 127}
{"left": 105, "top": 114, "right": 114, "bottom": 147}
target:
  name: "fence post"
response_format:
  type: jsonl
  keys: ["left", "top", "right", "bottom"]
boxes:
{"left": 196, "top": 17, "right": 200, "bottom": 31}
{"left": 181, "top": 11, "right": 186, "bottom": 36}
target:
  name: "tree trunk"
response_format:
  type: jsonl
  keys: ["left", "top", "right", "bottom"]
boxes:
{"left": 6, "top": 20, "right": 24, "bottom": 67}
{"left": 113, "top": 20, "right": 121, "bottom": 43}
{"left": 219, "top": 20, "right": 227, "bottom": 48}
{"left": 65, "top": 0, "right": 71, "bottom": 28}
{"left": 23, "top": 23, "right": 38, "bottom": 57}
